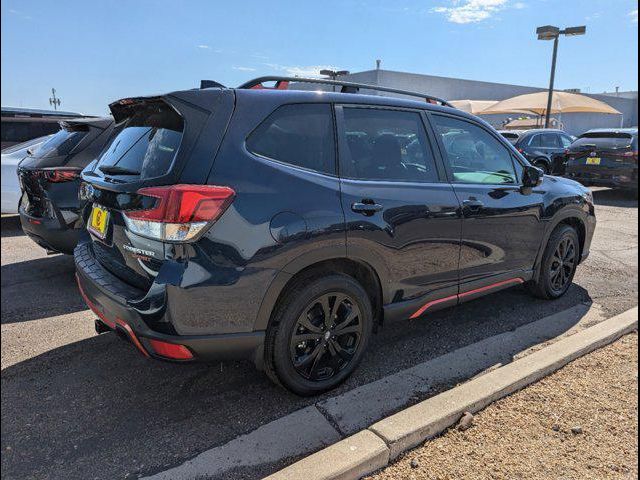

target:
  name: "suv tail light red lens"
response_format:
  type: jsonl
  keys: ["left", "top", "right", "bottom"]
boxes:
{"left": 40, "top": 168, "right": 81, "bottom": 183}
{"left": 123, "top": 185, "right": 235, "bottom": 242}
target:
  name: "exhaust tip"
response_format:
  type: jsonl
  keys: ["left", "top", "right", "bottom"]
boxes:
{"left": 94, "top": 319, "right": 112, "bottom": 334}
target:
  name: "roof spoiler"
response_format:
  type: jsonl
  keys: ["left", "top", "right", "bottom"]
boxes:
{"left": 200, "top": 80, "right": 226, "bottom": 89}
{"left": 238, "top": 76, "right": 454, "bottom": 107}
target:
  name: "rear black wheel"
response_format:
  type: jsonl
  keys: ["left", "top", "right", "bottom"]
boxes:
{"left": 265, "top": 274, "right": 373, "bottom": 396}
{"left": 529, "top": 224, "right": 579, "bottom": 299}
{"left": 533, "top": 159, "right": 550, "bottom": 175}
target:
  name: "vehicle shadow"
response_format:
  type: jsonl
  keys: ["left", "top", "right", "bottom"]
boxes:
{"left": 592, "top": 188, "right": 638, "bottom": 208}
{"left": 1, "top": 283, "right": 593, "bottom": 480}
{"left": 1, "top": 255, "right": 86, "bottom": 323}
{"left": 0, "top": 215, "right": 24, "bottom": 238}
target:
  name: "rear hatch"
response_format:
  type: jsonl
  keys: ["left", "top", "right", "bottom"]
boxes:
{"left": 565, "top": 131, "right": 638, "bottom": 179}
{"left": 18, "top": 119, "right": 112, "bottom": 221}
{"left": 80, "top": 89, "right": 235, "bottom": 290}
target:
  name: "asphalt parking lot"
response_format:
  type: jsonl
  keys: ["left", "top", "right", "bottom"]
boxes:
{"left": 1, "top": 188, "right": 638, "bottom": 480}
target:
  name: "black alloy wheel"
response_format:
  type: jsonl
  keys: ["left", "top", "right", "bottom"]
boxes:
{"left": 289, "top": 293, "right": 363, "bottom": 382}
{"left": 528, "top": 224, "right": 580, "bottom": 300}
{"left": 549, "top": 236, "right": 577, "bottom": 294}
{"left": 265, "top": 273, "right": 373, "bottom": 396}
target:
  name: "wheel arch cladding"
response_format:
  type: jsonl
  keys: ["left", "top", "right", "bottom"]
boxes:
{"left": 255, "top": 257, "right": 384, "bottom": 332}
{"left": 534, "top": 213, "right": 587, "bottom": 282}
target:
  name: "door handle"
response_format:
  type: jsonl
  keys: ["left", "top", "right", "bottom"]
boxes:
{"left": 462, "top": 199, "right": 484, "bottom": 210}
{"left": 351, "top": 200, "right": 384, "bottom": 216}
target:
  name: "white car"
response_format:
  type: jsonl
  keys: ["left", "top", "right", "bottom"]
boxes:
{"left": 1, "top": 135, "right": 52, "bottom": 214}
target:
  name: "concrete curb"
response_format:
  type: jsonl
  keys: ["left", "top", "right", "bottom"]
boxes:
{"left": 266, "top": 306, "right": 638, "bottom": 480}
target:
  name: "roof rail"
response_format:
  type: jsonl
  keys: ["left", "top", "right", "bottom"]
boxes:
{"left": 237, "top": 76, "right": 454, "bottom": 107}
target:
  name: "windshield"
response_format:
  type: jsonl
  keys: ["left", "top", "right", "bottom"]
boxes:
{"left": 32, "top": 128, "right": 87, "bottom": 158}
{"left": 95, "top": 101, "right": 183, "bottom": 180}
{"left": 500, "top": 133, "right": 520, "bottom": 144}
{"left": 573, "top": 132, "right": 636, "bottom": 150}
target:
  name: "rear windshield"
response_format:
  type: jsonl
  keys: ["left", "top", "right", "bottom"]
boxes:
{"left": 500, "top": 132, "right": 519, "bottom": 144}
{"left": 573, "top": 132, "right": 637, "bottom": 150}
{"left": 31, "top": 127, "right": 88, "bottom": 158}
{"left": 95, "top": 102, "right": 183, "bottom": 180}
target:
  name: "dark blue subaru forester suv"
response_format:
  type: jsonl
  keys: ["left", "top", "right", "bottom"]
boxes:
{"left": 75, "top": 77, "right": 596, "bottom": 395}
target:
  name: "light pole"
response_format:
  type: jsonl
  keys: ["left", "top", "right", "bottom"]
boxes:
{"left": 536, "top": 25, "right": 586, "bottom": 128}
{"left": 319, "top": 69, "right": 350, "bottom": 91}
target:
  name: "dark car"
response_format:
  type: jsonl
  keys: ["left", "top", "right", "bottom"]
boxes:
{"left": 75, "top": 77, "right": 596, "bottom": 396}
{"left": 562, "top": 128, "right": 638, "bottom": 194}
{"left": 505, "top": 129, "right": 575, "bottom": 174}
{"left": 1, "top": 107, "right": 83, "bottom": 150}
{"left": 18, "top": 117, "right": 115, "bottom": 254}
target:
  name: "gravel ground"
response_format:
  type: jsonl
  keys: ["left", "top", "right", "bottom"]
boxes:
{"left": 368, "top": 332, "right": 639, "bottom": 480}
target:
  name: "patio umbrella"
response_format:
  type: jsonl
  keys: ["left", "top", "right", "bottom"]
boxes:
{"left": 449, "top": 100, "right": 499, "bottom": 114}
{"left": 479, "top": 90, "right": 621, "bottom": 116}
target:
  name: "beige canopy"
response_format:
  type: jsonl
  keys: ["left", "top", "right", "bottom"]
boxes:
{"left": 449, "top": 100, "right": 499, "bottom": 114}
{"left": 480, "top": 91, "right": 621, "bottom": 116}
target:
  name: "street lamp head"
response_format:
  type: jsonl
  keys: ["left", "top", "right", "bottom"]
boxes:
{"left": 536, "top": 25, "right": 560, "bottom": 40}
{"left": 563, "top": 26, "right": 586, "bottom": 36}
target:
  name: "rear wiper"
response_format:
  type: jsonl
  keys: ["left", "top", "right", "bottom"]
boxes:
{"left": 98, "top": 165, "right": 140, "bottom": 176}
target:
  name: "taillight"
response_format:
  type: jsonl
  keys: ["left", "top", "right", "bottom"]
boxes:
{"left": 123, "top": 184, "right": 235, "bottom": 242}
{"left": 41, "top": 168, "right": 81, "bottom": 183}
{"left": 517, "top": 148, "right": 524, "bottom": 154}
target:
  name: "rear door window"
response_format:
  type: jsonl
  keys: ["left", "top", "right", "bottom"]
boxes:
{"left": 246, "top": 103, "right": 335, "bottom": 175}
{"left": 541, "top": 133, "right": 561, "bottom": 148}
{"left": 528, "top": 134, "right": 542, "bottom": 147}
{"left": 339, "top": 107, "right": 439, "bottom": 182}
{"left": 95, "top": 101, "right": 183, "bottom": 179}
{"left": 432, "top": 114, "right": 518, "bottom": 185}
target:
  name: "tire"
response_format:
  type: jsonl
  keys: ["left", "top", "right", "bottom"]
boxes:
{"left": 264, "top": 273, "right": 373, "bottom": 396}
{"left": 529, "top": 224, "right": 580, "bottom": 300}
{"left": 533, "top": 159, "right": 550, "bottom": 175}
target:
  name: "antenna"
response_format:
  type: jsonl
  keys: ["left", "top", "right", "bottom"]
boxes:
{"left": 49, "top": 88, "right": 61, "bottom": 111}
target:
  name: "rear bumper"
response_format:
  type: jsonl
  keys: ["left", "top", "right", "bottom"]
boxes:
{"left": 19, "top": 207, "right": 80, "bottom": 254}
{"left": 74, "top": 239, "right": 265, "bottom": 362}
{"left": 565, "top": 166, "right": 638, "bottom": 190}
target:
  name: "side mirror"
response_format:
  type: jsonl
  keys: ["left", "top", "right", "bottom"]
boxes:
{"left": 522, "top": 165, "right": 544, "bottom": 188}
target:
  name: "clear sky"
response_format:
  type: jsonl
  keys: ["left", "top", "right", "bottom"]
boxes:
{"left": 1, "top": 0, "right": 638, "bottom": 115}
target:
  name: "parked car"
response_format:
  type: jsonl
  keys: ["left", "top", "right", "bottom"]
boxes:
{"left": 507, "top": 129, "right": 575, "bottom": 174}
{"left": 1, "top": 135, "right": 52, "bottom": 213}
{"left": 75, "top": 77, "right": 595, "bottom": 396}
{"left": 1, "top": 106, "right": 82, "bottom": 150}
{"left": 563, "top": 128, "right": 638, "bottom": 195}
{"left": 18, "top": 117, "right": 115, "bottom": 254}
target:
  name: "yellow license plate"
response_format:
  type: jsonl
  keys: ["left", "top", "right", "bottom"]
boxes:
{"left": 586, "top": 157, "right": 601, "bottom": 165}
{"left": 88, "top": 204, "right": 109, "bottom": 238}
